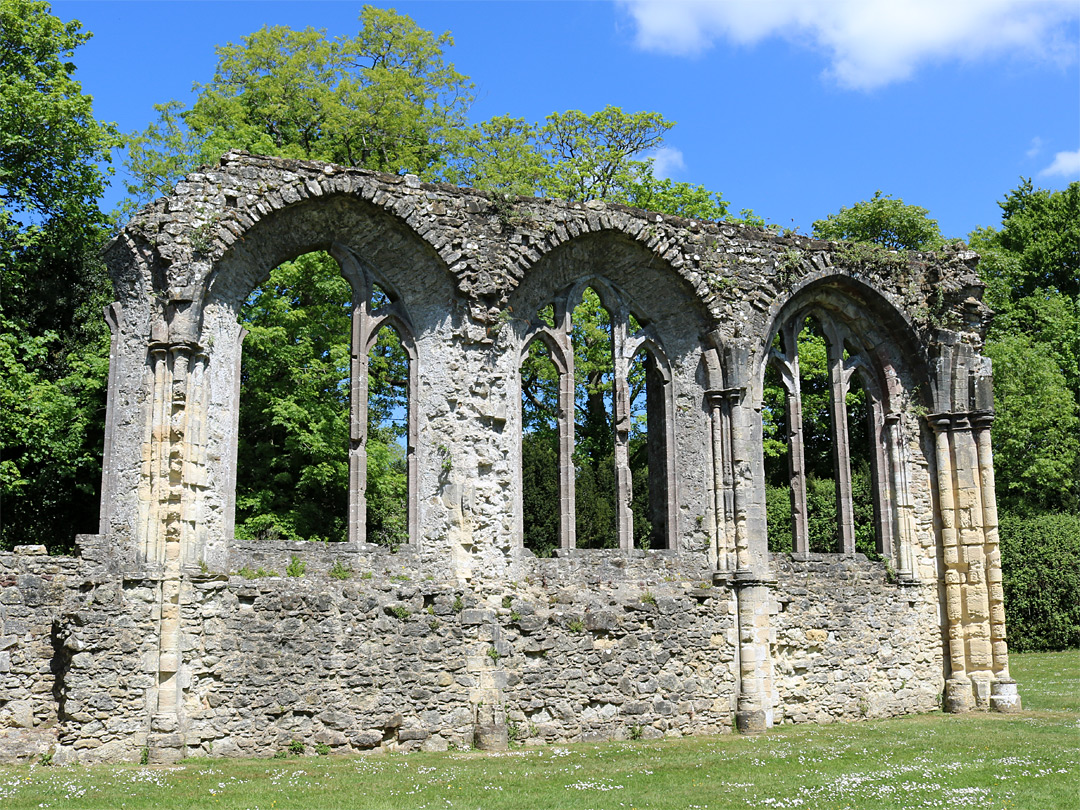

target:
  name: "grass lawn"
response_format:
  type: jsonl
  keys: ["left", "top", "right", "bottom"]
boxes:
{"left": 1, "top": 649, "right": 1076, "bottom": 810}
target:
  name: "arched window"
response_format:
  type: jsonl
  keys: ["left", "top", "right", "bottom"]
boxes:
{"left": 519, "top": 279, "right": 675, "bottom": 552}
{"left": 764, "top": 307, "right": 896, "bottom": 559}
{"left": 233, "top": 245, "right": 417, "bottom": 547}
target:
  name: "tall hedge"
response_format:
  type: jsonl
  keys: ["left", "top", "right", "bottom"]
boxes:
{"left": 999, "top": 512, "right": 1080, "bottom": 651}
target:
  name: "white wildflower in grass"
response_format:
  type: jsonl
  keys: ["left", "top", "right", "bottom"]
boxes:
{"left": 566, "top": 779, "right": 624, "bottom": 791}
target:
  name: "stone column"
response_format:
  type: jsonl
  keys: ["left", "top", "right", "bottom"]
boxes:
{"left": 725, "top": 342, "right": 777, "bottom": 732}
{"left": 144, "top": 338, "right": 203, "bottom": 762}
{"left": 952, "top": 415, "right": 994, "bottom": 707}
{"left": 733, "top": 577, "right": 776, "bottom": 733}
{"left": 930, "top": 415, "right": 971, "bottom": 712}
{"left": 930, "top": 411, "right": 1020, "bottom": 713}
{"left": 974, "top": 414, "right": 1021, "bottom": 712}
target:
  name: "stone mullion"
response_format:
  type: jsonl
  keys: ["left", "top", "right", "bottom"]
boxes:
{"left": 349, "top": 297, "right": 370, "bottom": 546}
{"left": 930, "top": 416, "right": 970, "bottom": 711}
{"left": 867, "top": 398, "right": 892, "bottom": 559}
{"left": 611, "top": 311, "right": 634, "bottom": 551}
{"left": 659, "top": 359, "right": 679, "bottom": 551}
{"left": 405, "top": 336, "right": 418, "bottom": 549}
{"left": 644, "top": 355, "right": 666, "bottom": 548}
{"left": 99, "top": 303, "right": 122, "bottom": 534}
{"left": 223, "top": 326, "right": 247, "bottom": 542}
{"left": 707, "top": 390, "right": 736, "bottom": 572}
{"left": 825, "top": 331, "right": 855, "bottom": 554}
{"left": 779, "top": 322, "right": 809, "bottom": 554}
{"left": 548, "top": 302, "right": 575, "bottom": 551}
{"left": 884, "top": 412, "right": 915, "bottom": 579}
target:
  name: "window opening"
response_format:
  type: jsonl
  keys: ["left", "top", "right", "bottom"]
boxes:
{"left": 846, "top": 367, "right": 880, "bottom": 559}
{"left": 763, "top": 332, "right": 794, "bottom": 552}
{"left": 236, "top": 251, "right": 350, "bottom": 543}
{"left": 365, "top": 323, "right": 409, "bottom": 548}
{"left": 520, "top": 338, "right": 561, "bottom": 556}
{"left": 520, "top": 283, "right": 674, "bottom": 553}
{"left": 796, "top": 316, "right": 841, "bottom": 553}
{"left": 629, "top": 342, "right": 669, "bottom": 550}
{"left": 572, "top": 287, "right": 617, "bottom": 549}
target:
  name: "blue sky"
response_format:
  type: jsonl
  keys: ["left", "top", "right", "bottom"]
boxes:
{"left": 52, "top": 0, "right": 1080, "bottom": 239}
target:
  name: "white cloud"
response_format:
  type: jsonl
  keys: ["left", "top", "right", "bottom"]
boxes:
{"left": 618, "top": 0, "right": 1079, "bottom": 89}
{"left": 645, "top": 146, "right": 686, "bottom": 179}
{"left": 1039, "top": 149, "right": 1080, "bottom": 178}
{"left": 1026, "top": 137, "right": 1044, "bottom": 159}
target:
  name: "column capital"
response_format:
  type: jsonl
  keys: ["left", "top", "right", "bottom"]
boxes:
{"left": 926, "top": 410, "right": 993, "bottom": 432}
{"left": 704, "top": 387, "right": 743, "bottom": 407}
{"left": 149, "top": 340, "right": 203, "bottom": 357}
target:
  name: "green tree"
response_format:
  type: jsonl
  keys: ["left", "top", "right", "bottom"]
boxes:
{"left": 235, "top": 252, "right": 409, "bottom": 545}
{"left": 999, "top": 512, "right": 1080, "bottom": 651}
{"left": 0, "top": 0, "right": 118, "bottom": 222}
{"left": 449, "top": 106, "right": 755, "bottom": 224}
{"left": 972, "top": 179, "right": 1079, "bottom": 303}
{"left": 0, "top": 0, "right": 120, "bottom": 551}
{"left": 812, "top": 190, "right": 944, "bottom": 251}
{"left": 448, "top": 115, "right": 549, "bottom": 198}
{"left": 125, "top": 6, "right": 473, "bottom": 208}
{"left": 538, "top": 106, "right": 672, "bottom": 203}
{"left": 623, "top": 163, "right": 731, "bottom": 221}
{"left": 985, "top": 335, "right": 1079, "bottom": 513}
{"left": 969, "top": 180, "right": 1080, "bottom": 516}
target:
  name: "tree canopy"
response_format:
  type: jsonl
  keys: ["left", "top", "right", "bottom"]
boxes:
{"left": 125, "top": 6, "right": 473, "bottom": 209}
{"left": 970, "top": 180, "right": 1079, "bottom": 516}
{"left": 812, "top": 190, "right": 944, "bottom": 251}
{"left": 0, "top": 0, "right": 119, "bottom": 224}
{"left": 0, "top": 0, "right": 119, "bottom": 551}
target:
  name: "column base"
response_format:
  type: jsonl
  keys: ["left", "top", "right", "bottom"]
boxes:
{"left": 990, "top": 679, "right": 1022, "bottom": 713}
{"left": 147, "top": 713, "right": 185, "bottom": 763}
{"left": 943, "top": 679, "right": 973, "bottom": 713}
{"left": 735, "top": 708, "right": 772, "bottom": 734}
{"left": 146, "top": 733, "right": 185, "bottom": 764}
{"left": 472, "top": 723, "right": 508, "bottom": 750}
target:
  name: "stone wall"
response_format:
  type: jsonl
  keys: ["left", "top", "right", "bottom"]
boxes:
{"left": 771, "top": 554, "right": 943, "bottom": 723}
{"left": 0, "top": 151, "right": 1020, "bottom": 763}
{"left": 4, "top": 542, "right": 951, "bottom": 763}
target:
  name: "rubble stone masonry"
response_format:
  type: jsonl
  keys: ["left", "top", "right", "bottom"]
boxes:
{"left": 0, "top": 152, "right": 1018, "bottom": 763}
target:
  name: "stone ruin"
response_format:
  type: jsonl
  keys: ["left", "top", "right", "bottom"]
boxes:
{"left": 0, "top": 151, "right": 1021, "bottom": 764}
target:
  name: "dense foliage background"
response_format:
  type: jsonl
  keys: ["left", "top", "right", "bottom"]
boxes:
{"left": 1, "top": 1, "right": 1075, "bottom": 650}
